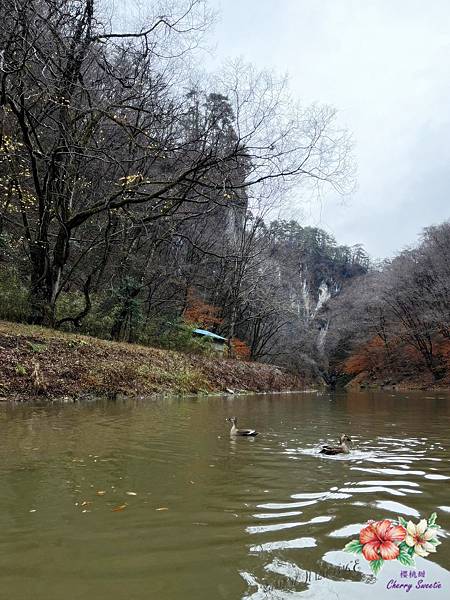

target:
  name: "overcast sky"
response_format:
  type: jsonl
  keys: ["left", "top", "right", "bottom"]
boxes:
{"left": 205, "top": 0, "right": 450, "bottom": 258}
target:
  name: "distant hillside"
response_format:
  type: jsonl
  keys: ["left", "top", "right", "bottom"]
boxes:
{"left": 323, "top": 221, "right": 450, "bottom": 390}
{"left": 343, "top": 335, "right": 450, "bottom": 390}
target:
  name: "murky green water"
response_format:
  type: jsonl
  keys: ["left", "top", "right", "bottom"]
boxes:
{"left": 0, "top": 391, "right": 449, "bottom": 599}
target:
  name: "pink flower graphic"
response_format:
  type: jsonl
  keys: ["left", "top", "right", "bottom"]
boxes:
{"left": 359, "top": 519, "right": 406, "bottom": 561}
{"left": 345, "top": 512, "right": 440, "bottom": 574}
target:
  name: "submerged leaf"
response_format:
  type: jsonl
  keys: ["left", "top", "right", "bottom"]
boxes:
{"left": 112, "top": 504, "right": 128, "bottom": 512}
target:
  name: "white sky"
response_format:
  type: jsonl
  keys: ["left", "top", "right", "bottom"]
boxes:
{"left": 205, "top": 0, "right": 450, "bottom": 258}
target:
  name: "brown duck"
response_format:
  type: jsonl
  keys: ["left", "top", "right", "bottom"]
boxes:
{"left": 227, "top": 417, "right": 258, "bottom": 437}
{"left": 320, "top": 434, "right": 352, "bottom": 455}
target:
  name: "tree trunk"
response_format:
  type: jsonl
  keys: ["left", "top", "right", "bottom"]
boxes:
{"left": 110, "top": 286, "right": 141, "bottom": 341}
{"left": 227, "top": 302, "right": 238, "bottom": 358}
{"left": 29, "top": 245, "right": 55, "bottom": 326}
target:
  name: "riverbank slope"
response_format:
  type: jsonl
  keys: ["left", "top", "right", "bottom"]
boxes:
{"left": 343, "top": 337, "right": 450, "bottom": 391}
{"left": 0, "top": 321, "right": 303, "bottom": 401}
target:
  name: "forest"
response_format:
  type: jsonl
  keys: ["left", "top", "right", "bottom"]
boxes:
{"left": 0, "top": 0, "right": 449, "bottom": 389}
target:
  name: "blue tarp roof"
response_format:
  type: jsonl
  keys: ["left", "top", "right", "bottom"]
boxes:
{"left": 193, "top": 328, "right": 227, "bottom": 341}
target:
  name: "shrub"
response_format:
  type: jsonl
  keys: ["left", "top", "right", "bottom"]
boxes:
{"left": 0, "top": 266, "right": 30, "bottom": 322}
{"left": 56, "top": 291, "right": 115, "bottom": 339}
{"left": 230, "top": 337, "right": 251, "bottom": 360}
{"left": 140, "top": 318, "right": 213, "bottom": 355}
{"left": 183, "top": 288, "right": 223, "bottom": 328}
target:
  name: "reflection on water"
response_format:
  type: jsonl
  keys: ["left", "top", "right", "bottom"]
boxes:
{"left": 0, "top": 390, "right": 449, "bottom": 599}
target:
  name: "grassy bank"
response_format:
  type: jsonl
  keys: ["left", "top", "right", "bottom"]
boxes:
{"left": 0, "top": 321, "right": 303, "bottom": 401}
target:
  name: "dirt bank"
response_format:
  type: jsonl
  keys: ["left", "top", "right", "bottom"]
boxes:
{"left": 345, "top": 371, "right": 450, "bottom": 391}
{"left": 0, "top": 321, "right": 303, "bottom": 401}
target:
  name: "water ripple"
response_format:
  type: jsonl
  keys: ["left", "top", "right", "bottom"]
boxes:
{"left": 250, "top": 537, "right": 317, "bottom": 552}
{"left": 247, "top": 516, "right": 333, "bottom": 535}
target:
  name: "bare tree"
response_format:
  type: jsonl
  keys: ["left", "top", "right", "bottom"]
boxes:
{"left": 0, "top": 0, "right": 353, "bottom": 327}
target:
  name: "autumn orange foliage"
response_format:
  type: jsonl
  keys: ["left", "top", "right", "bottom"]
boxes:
{"left": 230, "top": 337, "right": 251, "bottom": 360}
{"left": 344, "top": 333, "right": 450, "bottom": 385}
{"left": 343, "top": 336, "right": 386, "bottom": 375}
{"left": 183, "top": 288, "right": 223, "bottom": 328}
{"left": 183, "top": 289, "right": 252, "bottom": 361}
{"left": 436, "top": 337, "right": 450, "bottom": 362}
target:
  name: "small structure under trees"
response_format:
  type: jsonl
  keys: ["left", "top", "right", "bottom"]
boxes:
{"left": 192, "top": 328, "right": 227, "bottom": 354}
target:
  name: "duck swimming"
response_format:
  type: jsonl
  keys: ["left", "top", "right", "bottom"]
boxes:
{"left": 227, "top": 417, "right": 258, "bottom": 437}
{"left": 320, "top": 434, "right": 352, "bottom": 455}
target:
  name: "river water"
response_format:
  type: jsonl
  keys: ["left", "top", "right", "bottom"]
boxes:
{"left": 0, "top": 390, "right": 449, "bottom": 599}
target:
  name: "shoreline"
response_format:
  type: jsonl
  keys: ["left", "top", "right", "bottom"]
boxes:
{"left": 345, "top": 373, "right": 450, "bottom": 393}
{"left": 0, "top": 321, "right": 304, "bottom": 402}
{"left": 0, "top": 388, "right": 318, "bottom": 407}
{"left": 1, "top": 321, "right": 447, "bottom": 403}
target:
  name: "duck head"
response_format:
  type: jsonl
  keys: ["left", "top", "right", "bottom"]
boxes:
{"left": 226, "top": 417, "right": 237, "bottom": 425}
{"left": 339, "top": 434, "right": 352, "bottom": 446}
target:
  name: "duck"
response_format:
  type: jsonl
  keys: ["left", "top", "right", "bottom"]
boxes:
{"left": 320, "top": 434, "right": 352, "bottom": 455}
{"left": 226, "top": 416, "right": 258, "bottom": 437}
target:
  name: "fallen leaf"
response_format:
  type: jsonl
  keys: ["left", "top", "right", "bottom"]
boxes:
{"left": 96, "top": 490, "right": 106, "bottom": 496}
{"left": 81, "top": 500, "right": 92, "bottom": 507}
{"left": 126, "top": 491, "right": 137, "bottom": 496}
{"left": 112, "top": 504, "right": 127, "bottom": 512}
{"left": 29, "top": 509, "right": 37, "bottom": 513}
{"left": 156, "top": 507, "right": 168, "bottom": 511}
